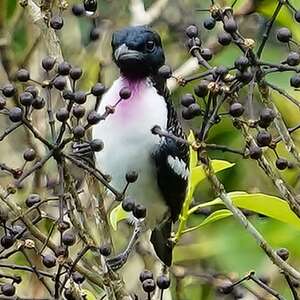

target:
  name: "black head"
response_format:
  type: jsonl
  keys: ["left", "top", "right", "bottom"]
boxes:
{"left": 112, "top": 26, "right": 165, "bottom": 79}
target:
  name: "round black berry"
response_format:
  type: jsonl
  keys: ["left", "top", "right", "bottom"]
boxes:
{"left": 290, "top": 75, "right": 300, "bottom": 88}
{"left": 50, "top": 15, "right": 64, "bottom": 30}
{"left": 1, "top": 235, "right": 15, "bottom": 249}
{"left": 142, "top": 279, "right": 156, "bottom": 293}
{"left": 215, "top": 65, "right": 228, "bottom": 78}
{"left": 218, "top": 32, "right": 232, "bottom": 46}
{"left": 122, "top": 197, "right": 135, "bottom": 212}
{"left": 256, "top": 131, "right": 272, "bottom": 147}
{"left": 62, "top": 230, "right": 76, "bottom": 246}
{"left": 1, "top": 284, "right": 15, "bottom": 296}
{"left": 276, "top": 157, "right": 288, "bottom": 170}
{"left": 295, "top": 10, "right": 300, "bottom": 22}
{"left": 73, "top": 105, "right": 85, "bottom": 119}
{"left": 119, "top": 87, "right": 131, "bottom": 99}
{"left": 32, "top": 96, "right": 46, "bottom": 109}
{"left": 140, "top": 270, "right": 154, "bottom": 283}
{"left": 74, "top": 91, "right": 86, "bottom": 104}
{"left": 23, "top": 148, "right": 36, "bottom": 161}
{"left": 56, "top": 107, "right": 69, "bottom": 122}
{"left": 53, "top": 76, "right": 66, "bottom": 91}
{"left": 276, "top": 248, "right": 289, "bottom": 261}
{"left": 42, "top": 56, "right": 56, "bottom": 71}
{"left": 187, "top": 37, "right": 201, "bottom": 49}
{"left": 276, "top": 27, "right": 292, "bottom": 43}
{"left": 223, "top": 18, "right": 237, "bottom": 33}
{"left": 90, "top": 139, "right": 104, "bottom": 152}
{"left": 19, "top": 92, "right": 33, "bottom": 106}
{"left": 182, "top": 107, "right": 194, "bottom": 120}
{"left": 259, "top": 108, "right": 275, "bottom": 128}
{"left": 91, "top": 83, "right": 106, "bottom": 96}
{"left": 200, "top": 48, "right": 212, "bottom": 61}
{"left": 156, "top": 275, "right": 170, "bottom": 289}
{"left": 42, "top": 254, "right": 56, "bottom": 268}
{"left": 194, "top": 80, "right": 209, "bottom": 98}
{"left": 72, "top": 4, "right": 85, "bottom": 16}
{"left": 125, "top": 171, "right": 138, "bottom": 183}
{"left": 57, "top": 61, "right": 71, "bottom": 75}
{"left": 25, "top": 85, "right": 38, "bottom": 98}
{"left": 87, "top": 111, "right": 101, "bottom": 125}
{"left": 286, "top": 52, "right": 300, "bottom": 66}
{"left": 234, "top": 56, "right": 249, "bottom": 71}
{"left": 229, "top": 102, "right": 244, "bottom": 117}
{"left": 9, "top": 107, "right": 23, "bottom": 122}
{"left": 203, "top": 17, "right": 216, "bottom": 30}
{"left": 72, "top": 272, "right": 85, "bottom": 284}
{"left": 70, "top": 67, "right": 83, "bottom": 80}
{"left": 25, "top": 194, "right": 41, "bottom": 207}
{"left": 84, "top": 0, "right": 97, "bottom": 12}
{"left": 63, "top": 90, "right": 74, "bottom": 100}
{"left": 90, "top": 27, "right": 101, "bottom": 41}
{"left": 133, "top": 203, "right": 146, "bottom": 219}
{"left": 16, "top": 69, "right": 30, "bottom": 82}
{"left": 99, "top": 244, "right": 112, "bottom": 256}
{"left": 158, "top": 65, "right": 172, "bottom": 79}
{"left": 73, "top": 126, "right": 85, "bottom": 139}
{"left": 188, "top": 103, "right": 201, "bottom": 117}
{"left": 185, "top": 25, "right": 198, "bottom": 38}
{"left": 2, "top": 83, "right": 16, "bottom": 97}
{"left": 236, "top": 70, "right": 253, "bottom": 83}
{"left": 249, "top": 145, "right": 262, "bottom": 160}
{"left": 181, "top": 94, "right": 195, "bottom": 107}
{"left": 64, "top": 288, "right": 76, "bottom": 300}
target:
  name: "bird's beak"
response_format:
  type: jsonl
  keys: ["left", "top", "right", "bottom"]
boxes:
{"left": 114, "top": 44, "right": 143, "bottom": 62}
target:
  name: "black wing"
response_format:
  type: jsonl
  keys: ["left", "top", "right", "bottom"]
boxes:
{"left": 151, "top": 93, "right": 189, "bottom": 266}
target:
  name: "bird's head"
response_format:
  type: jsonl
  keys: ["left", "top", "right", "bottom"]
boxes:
{"left": 112, "top": 26, "right": 165, "bottom": 79}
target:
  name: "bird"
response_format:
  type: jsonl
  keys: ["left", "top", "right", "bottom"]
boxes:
{"left": 93, "top": 25, "right": 189, "bottom": 268}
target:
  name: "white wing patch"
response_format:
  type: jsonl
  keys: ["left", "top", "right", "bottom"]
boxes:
{"left": 167, "top": 155, "right": 189, "bottom": 180}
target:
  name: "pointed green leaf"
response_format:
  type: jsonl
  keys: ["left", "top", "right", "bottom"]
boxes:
{"left": 187, "top": 130, "right": 197, "bottom": 169}
{"left": 109, "top": 203, "right": 129, "bottom": 231}
{"left": 183, "top": 209, "right": 232, "bottom": 234}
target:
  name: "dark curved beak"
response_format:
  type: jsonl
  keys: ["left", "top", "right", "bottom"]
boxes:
{"left": 114, "top": 44, "right": 143, "bottom": 63}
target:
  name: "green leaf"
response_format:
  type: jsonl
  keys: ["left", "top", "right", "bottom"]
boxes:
{"left": 183, "top": 209, "right": 232, "bottom": 234}
{"left": 187, "top": 130, "right": 197, "bottom": 169}
{"left": 82, "top": 289, "right": 97, "bottom": 300}
{"left": 190, "top": 160, "right": 235, "bottom": 196}
{"left": 109, "top": 204, "right": 129, "bottom": 231}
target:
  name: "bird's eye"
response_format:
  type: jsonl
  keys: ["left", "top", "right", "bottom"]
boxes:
{"left": 145, "top": 40, "right": 155, "bottom": 51}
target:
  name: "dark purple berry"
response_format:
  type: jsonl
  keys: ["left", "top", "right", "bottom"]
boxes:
{"left": 200, "top": 48, "right": 212, "bottom": 61}
{"left": 181, "top": 94, "right": 195, "bottom": 107}
{"left": 259, "top": 108, "right": 275, "bottom": 128}
{"left": 2, "top": 83, "right": 16, "bottom": 97}
{"left": 23, "top": 148, "right": 36, "bottom": 161}
{"left": 16, "top": 69, "right": 30, "bottom": 82}
{"left": 91, "top": 83, "right": 106, "bottom": 96}
{"left": 276, "top": 157, "right": 288, "bottom": 170}
{"left": 57, "top": 61, "right": 71, "bottom": 75}
{"left": 9, "top": 107, "right": 23, "bottom": 122}
{"left": 276, "top": 27, "right": 292, "bottom": 43}
{"left": 25, "top": 85, "right": 38, "bottom": 98}
{"left": 215, "top": 65, "right": 228, "bottom": 78}
{"left": 74, "top": 91, "right": 86, "bottom": 104}
{"left": 62, "top": 230, "right": 76, "bottom": 246}
{"left": 290, "top": 75, "right": 300, "bottom": 88}
{"left": 73, "top": 126, "right": 85, "bottom": 139}
{"left": 218, "top": 32, "right": 232, "bottom": 46}
{"left": 182, "top": 107, "right": 194, "bottom": 120}
{"left": 72, "top": 4, "right": 85, "bottom": 16}
{"left": 256, "top": 131, "right": 272, "bottom": 147}
{"left": 19, "top": 92, "right": 33, "bottom": 106}
{"left": 87, "top": 111, "right": 101, "bottom": 125}
{"left": 194, "top": 80, "right": 209, "bottom": 97}
{"left": 229, "top": 102, "right": 244, "bottom": 117}
{"left": 286, "top": 52, "right": 300, "bottom": 66}
{"left": 32, "top": 96, "right": 45, "bottom": 109}
{"left": 122, "top": 197, "right": 135, "bottom": 212}
{"left": 42, "top": 56, "right": 56, "bottom": 71}
{"left": 70, "top": 67, "right": 83, "bottom": 80}
{"left": 1, "top": 235, "right": 15, "bottom": 249}
{"left": 185, "top": 25, "right": 198, "bottom": 38}
{"left": 234, "top": 56, "right": 249, "bottom": 70}
{"left": 223, "top": 18, "right": 237, "bottom": 33}
{"left": 249, "top": 145, "right": 262, "bottom": 160}
{"left": 63, "top": 90, "right": 74, "bottom": 100}
{"left": 53, "top": 76, "right": 66, "bottom": 91}
{"left": 142, "top": 279, "right": 156, "bottom": 293}
{"left": 125, "top": 171, "right": 138, "bottom": 183}
{"left": 133, "top": 204, "right": 146, "bottom": 219}
{"left": 73, "top": 105, "right": 85, "bottom": 118}
{"left": 1, "top": 284, "right": 15, "bottom": 296}
{"left": 140, "top": 270, "right": 154, "bottom": 283}
{"left": 188, "top": 103, "right": 201, "bottom": 117}
{"left": 42, "top": 254, "right": 56, "bottom": 268}
{"left": 158, "top": 65, "right": 172, "bottom": 79}
{"left": 156, "top": 275, "right": 170, "bottom": 289}
{"left": 25, "top": 194, "right": 41, "bottom": 207}
{"left": 50, "top": 15, "right": 64, "bottom": 30}
{"left": 72, "top": 272, "right": 85, "bottom": 284}
{"left": 203, "top": 17, "right": 216, "bottom": 30}
{"left": 56, "top": 107, "right": 69, "bottom": 122}
{"left": 119, "top": 87, "right": 131, "bottom": 99}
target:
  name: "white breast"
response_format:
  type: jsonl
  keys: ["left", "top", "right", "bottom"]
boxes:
{"left": 93, "top": 77, "right": 168, "bottom": 228}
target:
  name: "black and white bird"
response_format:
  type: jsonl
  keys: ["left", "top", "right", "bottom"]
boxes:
{"left": 93, "top": 26, "right": 189, "bottom": 268}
